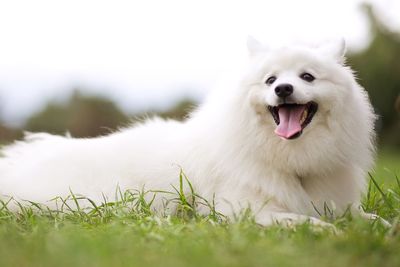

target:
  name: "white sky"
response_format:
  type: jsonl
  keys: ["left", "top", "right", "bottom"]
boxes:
{"left": 0, "top": 0, "right": 398, "bottom": 126}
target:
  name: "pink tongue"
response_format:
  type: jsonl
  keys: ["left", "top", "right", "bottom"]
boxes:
{"left": 275, "top": 105, "right": 307, "bottom": 139}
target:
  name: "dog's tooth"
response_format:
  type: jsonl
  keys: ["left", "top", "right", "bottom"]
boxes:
{"left": 300, "top": 110, "right": 308, "bottom": 124}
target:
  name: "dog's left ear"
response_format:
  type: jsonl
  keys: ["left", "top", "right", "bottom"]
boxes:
{"left": 318, "top": 38, "right": 346, "bottom": 64}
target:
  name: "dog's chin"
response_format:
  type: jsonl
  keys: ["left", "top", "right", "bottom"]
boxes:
{"left": 267, "top": 101, "right": 318, "bottom": 140}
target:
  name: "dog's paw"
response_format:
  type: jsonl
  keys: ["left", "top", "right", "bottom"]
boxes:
{"left": 257, "top": 212, "right": 339, "bottom": 234}
{"left": 360, "top": 212, "right": 391, "bottom": 228}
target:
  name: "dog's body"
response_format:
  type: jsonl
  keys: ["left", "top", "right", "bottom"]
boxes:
{"left": 0, "top": 39, "right": 376, "bottom": 226}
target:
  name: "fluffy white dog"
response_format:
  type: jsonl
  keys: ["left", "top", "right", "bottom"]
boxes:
{"left": 0, "top": 38, "right": 379, "bottom": 226}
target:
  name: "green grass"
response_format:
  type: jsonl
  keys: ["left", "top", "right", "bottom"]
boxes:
{"left": 374, "top": 149, "right": 400, "bottom": 185}
{"left": 0, "top": 151, "right": 399, "bottom": 267}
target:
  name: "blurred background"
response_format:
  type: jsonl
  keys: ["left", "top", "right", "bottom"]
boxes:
{"left": 0, "top": 0, "right": 399, "bottom": 165}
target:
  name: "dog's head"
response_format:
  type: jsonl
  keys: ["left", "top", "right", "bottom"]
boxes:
{"left": 243, "top": 37, "right": 356, "bottom": 141}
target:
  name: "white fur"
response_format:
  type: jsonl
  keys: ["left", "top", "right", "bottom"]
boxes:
{"left": 0, "top": 39, "right": 377, "bottom": 226}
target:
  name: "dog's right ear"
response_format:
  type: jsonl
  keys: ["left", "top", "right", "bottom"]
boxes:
{"left": 317, "top": 38, "right": 347, "bottom": 64}
{"left": 247, "top": 36, "right": 267, "bottom": 57}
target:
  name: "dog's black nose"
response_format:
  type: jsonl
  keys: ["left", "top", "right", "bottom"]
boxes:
{"left": 275, "top": 84, "right": 293, "bottom": 98}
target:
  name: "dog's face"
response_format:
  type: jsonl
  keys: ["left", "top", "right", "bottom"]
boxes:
{"left": 244, "top": 38, "right": 354, "bottom": 141}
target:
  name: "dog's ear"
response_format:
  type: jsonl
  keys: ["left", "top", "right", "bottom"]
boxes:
{"left": 317, "top": 38, "right": 346, "bottom": 64}
{"left": 247, "top": 36, "right": 267, "bottom": 57}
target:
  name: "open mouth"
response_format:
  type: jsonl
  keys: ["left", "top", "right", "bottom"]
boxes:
{"left": 267, "top": 101, "right": 318, "bottom": 140}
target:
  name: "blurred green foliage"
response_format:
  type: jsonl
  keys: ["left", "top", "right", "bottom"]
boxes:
{"left": 23, "top": 91, "right": 197, "bottom": 139}
{"left": 347, "top": 5, "right": 400, "bottom": 148}
{"left": 0, "top": 124, "right": 22, "bottom": 144}
{"left": 25, "top": 91, "right": 130, "bottom": 138}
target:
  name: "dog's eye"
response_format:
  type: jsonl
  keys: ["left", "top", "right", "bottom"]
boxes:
{"left": 300, "top": 72, "right": 315, "bottom": 82}
{"left": 265, "top": 76, "right": 277, "bottom": 85}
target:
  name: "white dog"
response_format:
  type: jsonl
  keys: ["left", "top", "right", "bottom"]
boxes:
{"left": 0, "top": 38, "right": 379, "bottom": 226}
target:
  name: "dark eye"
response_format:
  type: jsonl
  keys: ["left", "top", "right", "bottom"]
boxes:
{"left": 265, "top": 76, "right": 276, "bottom": 85}
{"left": 300, "top": 72, "right": 315, "bottom": 82}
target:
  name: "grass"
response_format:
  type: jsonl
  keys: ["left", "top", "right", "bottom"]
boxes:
{"left": 0, "top": 151, "right": 399, "bottom": 267}
{"left": 374, "top": 148, "right": 400, "bottom": 185}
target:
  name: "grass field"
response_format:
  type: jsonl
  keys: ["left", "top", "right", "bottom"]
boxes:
{"left": 0, "top": 150, "right": 399, "bottom": 267}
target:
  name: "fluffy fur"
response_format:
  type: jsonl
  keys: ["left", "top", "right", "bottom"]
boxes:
{"left": 0, "top": 38, "right": 377, "bottom": 226}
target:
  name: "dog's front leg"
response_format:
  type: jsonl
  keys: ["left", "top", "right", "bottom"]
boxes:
{"left": 255, "top": 211, "right": 336, "bottom": 230}
{"left": 358, "top": 209, "right": 391, "bottom": 227}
